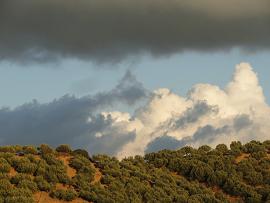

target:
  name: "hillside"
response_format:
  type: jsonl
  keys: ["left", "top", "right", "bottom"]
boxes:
{"left": 0, "top": 141, "right": 269, "bottom": 203}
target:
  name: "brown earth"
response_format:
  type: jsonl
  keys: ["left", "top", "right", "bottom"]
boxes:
{"left": 8, "top": 167, "right": 17, "bottom": 177}
{"left": 235, "top": 153, "right": 250, "bottom": 164}
{"left": 34, "top": 192, "right": 89, "bottom": 203}
{"left": 91, "top": 166, "right": 102, "bottom": 185}
{"left": 58, "top": 155, "right": 76, "bottom": 178}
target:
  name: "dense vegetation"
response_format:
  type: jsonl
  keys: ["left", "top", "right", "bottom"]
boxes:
{"left": 0, "top": 141, "right": 269, "bottom": 203}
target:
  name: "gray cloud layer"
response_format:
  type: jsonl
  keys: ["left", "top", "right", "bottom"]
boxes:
{"left": 0, "top": 71, "right": 147, "bottom": 155}
{"left": 1, "top": 0, "right": 270, "bottom": 63}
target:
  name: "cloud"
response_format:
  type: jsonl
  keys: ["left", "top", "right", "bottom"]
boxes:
{"left": 101, "top": 63, "right": 270, "bottom": 158}
{"left": 0, "top": 63, "right": 269, "bottom": 157}
{"left": 0, "top": 71, "right": 147, "bottom": 155}
{"left": 1, "top": 0, "right": 270, "bottom": 64}
{"left": 145, "top": 135, "right": 181, "bottom": 153}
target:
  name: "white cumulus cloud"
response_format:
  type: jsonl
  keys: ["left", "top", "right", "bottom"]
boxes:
{"left": 99, "top": 63, "right": 270, "bottom": 158}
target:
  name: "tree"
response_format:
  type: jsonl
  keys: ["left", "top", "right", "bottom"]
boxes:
{"left": 72, "top": 149, "right": 90, "bottom": 159}
{"left": 39, "top": 144, "right": 54, "bottom": 155}
{"left": 215, "top": 144, "right": 228, "bottom": 154}
{"left": 56, "top": 145, "right": 72, "bottom": 154}
{"left": 230, "top": 141, "right": 243, "bottom": 156}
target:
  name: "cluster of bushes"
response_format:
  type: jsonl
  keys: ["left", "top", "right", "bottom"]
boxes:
{"left": 0, "top": 141, "right": 269, "bottom": 203}
{"left": 145, "top": 140, "right": 270, "bottom": 203}
{"left": 0, "top": 177, "right": 34, "bottom": 203}
{"left": 50, "top": 188, "right": 78, "bottom": 201}
{"left": 69, "top": 154, "right": 96, "bottom": 198}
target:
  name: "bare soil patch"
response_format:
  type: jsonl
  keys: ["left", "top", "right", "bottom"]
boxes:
{"left": 235, "top": 153, "right": 250, "bottom": 164}
{"left": 34, "top": 192, "right": 89, "bottom": 203}
{"left": 58, "top": 155, "right": 76, "bottom": 178}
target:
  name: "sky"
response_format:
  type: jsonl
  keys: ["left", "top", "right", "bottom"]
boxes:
{"left": 0, "top": 0, "right": 270, "bottom": 157}
{"left": 1, "top": 49, "right": 270, "bottom": 108}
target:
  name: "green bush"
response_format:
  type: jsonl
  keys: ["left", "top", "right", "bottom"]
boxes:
{"left": 39, "top": 144, "right": 54, "bottom": 155}
{"left": 215, "top": 144, "right": 228, "bottom": 154}
{"left": 22, "top": 146, "right": 38, "bottom": 155}
{"left": 56, "top": 144, "right": 72, "bottom": 153}
{"left": 72, "top": 149, "right": 90, "bottom": 159}
{"left": 5, "top": 196, "right": 34, "bottom": 203}
{"left": 0, "top": 179, "right": 13, "bottom": 191}
{"left": 4, "top": 188, "right": 34, "bottom": 203}
{"left": 0, "top": 158, "right": 11, "bottom": 173}
{"left": 50, "top": 189, "right": 78, "bottom": 201}
{"left": 17, "top": 179, "right": 38, "bottom": 192}
{"left": 0, "top": 146, "right": 16, "bottom": 153}
{"left": 34, "top": 176, "right": 52, "bottom": 192}
{"left": 15, "top": 160, "right": 37, "bottom": 174}
{"left": 10, "top": 174, "right": 32, "bottom": 185}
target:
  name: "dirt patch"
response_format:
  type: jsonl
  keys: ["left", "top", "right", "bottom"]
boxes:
{"left": 55, "top": 183, "right": 73, "bottom": 190}
{"left": 235, "top": 153, "right": 250, "bottom": 164}
{"left": 92, "top": 168, "right": 102, "bottom": 184}
{"left": 34, "top": 192, "right": 89, "bottom": 203}
{"left": 58, "top": 155, "right": 76, "bottom": 178}
{"left": 9, "top": 167, "right": 17, "bottom": 177}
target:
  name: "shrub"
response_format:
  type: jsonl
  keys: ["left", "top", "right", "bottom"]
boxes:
{"left": 0, "top": 179, "right": 13, "bottom": 191}
{"left": 17, "top": 179, "right": 38, "bottom": 192}
{"left": 263, "top": 140, "right": 270, "bottom": 150}
{"left": 34, "top": 176, "right": 51, "bottom": 192}
{"left": 244, "top": 141, "right": 265, "bottom": 153}
{"left": 39, "top": 144, "right": 54, "bottom": 155}
{"left": 0, "top": 146, "right": 16, "bottom": 153}
{"left": 42, "top": 154, "right": 61, "bottom": 165}
{"left": 72, "top": 149, "right": 90, "bottom": 159}
{"left": 0, "top": 158, "right": 11, "bottom": 173}
{"left": 79, "top": 190, "right": 95, "bottom": 201}
{"left": 45, "top": 167, "right": 59, "bottom": 183}
{"left": 34, "top": 160, "right": 48, "bottom": 176}
{"left": 230, "top": 141, "right": 243, "bottom": 156}
{"left": 4, "top": 188, "right": 34, "bottom": 203}
{"left": 10, "top": 174, "right": 32, "bottom": 185}
{"left": 22, "top": 146, "right": 38, "bottom": 155}
{"left": 215, "top": 144, "right": 228, "bottom": 154}
{"left": 50, "top": 189, "right": 77, "bottom": 201}
{"left": 70, "top": 155, "right": 92, "bottom": 171}
{"left": 56, "top": 145, "right": 72, "bottom": 153}
{"left": 5, "top": 196, "right": 34, "bottom": 203}
{"left": 15, "top": 160, "right": 37, "bottom": 174}
{"left": 57, "top": 173, "right": 71, "bottom": 185}
{"left": 198, "top": 145, "right": 212, "bottom": 153}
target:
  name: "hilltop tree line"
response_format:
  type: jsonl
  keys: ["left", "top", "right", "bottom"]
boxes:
{"left": 0, "top": 140, "right": 269, "bottom": 203}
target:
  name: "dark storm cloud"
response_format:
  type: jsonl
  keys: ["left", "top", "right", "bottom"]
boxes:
{"left": 1, "top": 0, "right": 270, "bottom": 63}
{"left": 0, "top": 71, "right": 147, "bottom": 155}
